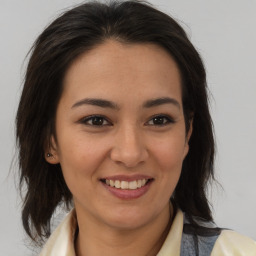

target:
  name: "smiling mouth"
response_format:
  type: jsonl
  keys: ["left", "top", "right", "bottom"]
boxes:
{"left": 100, "top": 179, "right": 153, "bottom": 190}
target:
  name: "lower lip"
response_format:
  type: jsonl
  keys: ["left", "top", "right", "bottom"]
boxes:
{"left": 101, "top": 181, "right": 152, "bottom": 200}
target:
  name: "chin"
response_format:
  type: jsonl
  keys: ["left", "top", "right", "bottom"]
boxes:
{"left": 101, "top": 207, "right": 155, "bottom": 230}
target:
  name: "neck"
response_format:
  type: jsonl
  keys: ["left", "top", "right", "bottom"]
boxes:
{"left": 75, "top": 204, "right": 174, "bottom": 256}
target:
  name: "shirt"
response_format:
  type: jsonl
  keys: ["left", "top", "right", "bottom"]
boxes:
{"left": 39, "top": 208, "right": 256, "bottom": 256}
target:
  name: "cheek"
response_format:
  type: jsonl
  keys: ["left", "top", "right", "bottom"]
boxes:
{"left": 56, "top": 134, "right": 108, "bottom": 181}
{"left": 150, "top": 135, "right": 187, "bottom": 171}
{"left": 57, "top": 139, "right": 107, "bottom": 201}
{"left": 148, "top": 137, "right": 186, "bottom": 202}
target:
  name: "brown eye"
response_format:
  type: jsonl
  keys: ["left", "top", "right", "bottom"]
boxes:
{"left": 146, "top": 115, "right": 174, "bottom": 126}
{"left": 80, "top": 115, "right": 111, "bottom": 126}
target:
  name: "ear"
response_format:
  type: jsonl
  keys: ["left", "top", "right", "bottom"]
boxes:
{"left": 44, "top": 135, "right": 60, "bottom": 164}
{"left": 183, "top": 118, "right": 193, "bottom": 159}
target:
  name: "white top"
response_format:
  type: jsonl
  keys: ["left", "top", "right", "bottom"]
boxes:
{"left": 39, "top": 209, "right": 256, "bottom": 256}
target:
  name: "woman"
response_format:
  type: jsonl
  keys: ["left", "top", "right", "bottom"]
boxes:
{"left": 16, "top": 1, "right": 256, "bottom": 255}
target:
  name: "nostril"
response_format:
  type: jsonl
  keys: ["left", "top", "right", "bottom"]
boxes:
{"left": 110, "top": 149, "right": 148, "bottom": 168}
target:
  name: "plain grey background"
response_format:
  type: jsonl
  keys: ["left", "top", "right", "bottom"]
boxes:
{"left": 1, "top": 0, "right": 255, "bottom": 255}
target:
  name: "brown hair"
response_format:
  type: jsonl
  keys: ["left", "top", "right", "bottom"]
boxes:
{"left": 16, "top": 0, "right": 215, "bottom": 244}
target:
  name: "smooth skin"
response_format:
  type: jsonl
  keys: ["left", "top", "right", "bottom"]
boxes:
{"left": 46, "top": 40, "right": 192, "bottom": 256}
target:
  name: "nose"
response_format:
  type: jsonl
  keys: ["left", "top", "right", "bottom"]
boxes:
{"left": 110, "top": 125, "right": 149, "bottom": 168}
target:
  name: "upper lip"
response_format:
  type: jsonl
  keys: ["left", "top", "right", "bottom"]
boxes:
{"left": 100, "top": 174, "right": 153, "bottom": 182}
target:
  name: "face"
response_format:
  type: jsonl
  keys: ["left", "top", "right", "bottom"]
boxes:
{"left": 47, "top": 40, "right": 191, "bottom": 230}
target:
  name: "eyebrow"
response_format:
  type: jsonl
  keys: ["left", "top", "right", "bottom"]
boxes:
{"left": 143, "top": 97, "right": 180, "bottom": 109}
{"left": 71, "top": 97, "right": 180, "bottom": 110}
{"left": 72, "top": 98, "right": 120, "bottom": 110}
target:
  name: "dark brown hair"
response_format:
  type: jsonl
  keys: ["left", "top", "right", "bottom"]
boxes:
{"left": 16, "top": 0, "right": 215, "bottom": 244}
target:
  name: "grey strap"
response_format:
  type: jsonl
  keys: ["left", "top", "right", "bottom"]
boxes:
{"left": 181, "top": 232, "right": 219, "bottom": 256}
{"left": 180, "top": 214, "right": 222, "bottom": 256}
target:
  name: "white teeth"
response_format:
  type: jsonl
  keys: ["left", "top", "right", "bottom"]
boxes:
{"left": 121, "top": 181, "right": 128, "bottom": 189}
{"left": 115, "top": 180, "right": 121, "bottom": 188}
{"left": 104, "top": 179, "right": 150, "bottom": 189}
{"left": 110, "top": 180, "right": 115, "bottom": 187}
{"left": 129, "top": 180, "right": 137, "bottom": 190}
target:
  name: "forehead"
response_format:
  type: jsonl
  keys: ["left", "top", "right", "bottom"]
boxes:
{"left": 62, "top": 40, "right": 182, "bottom": 105}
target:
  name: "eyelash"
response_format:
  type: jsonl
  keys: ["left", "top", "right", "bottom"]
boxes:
{"left": 79, "top": 115, "right": 111, "bottom": 126}
{"left": 79, "top": 114, "right": 175, "bottom": 127}
{"left": 146, "top": 115, "right": 175, "bottom": 126}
